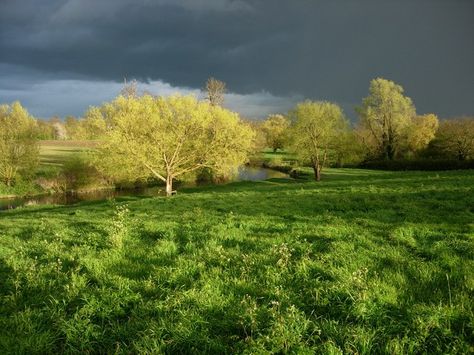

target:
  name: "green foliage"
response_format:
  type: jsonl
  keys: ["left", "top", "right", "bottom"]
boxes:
{"left": 357, "top": 78, "right": 416, "bottom": 160}
{"left": 0, "top": 102, "right": 39, "bottom": 186}
{"left": 406, "top": 114, "right": 439, "bottom": 157}
{"left": 0, "top": 169, "right": 472, "bottom": 353}
{"left": 36, "top": 120, "right": 56, "bottom": 140}
{"left": 0, "top": 178, "right": 40, "bottom": 197}
{"left": 95, "top": 95, "right": 255, "bottom": 195}
{"left": 62, "top": 153, "right": 110, "bottom": 191}
{"left": 261, "top": 114, "right": 291, "bottom": 152}
{"left": 359, "top": 159, "right": 474, "bottom": 171}
{"left": 107, "top": 202, "right": 130, "bottom": 249}
{"left": 428, "top": 117, "right": 474, "bottom": 161}
{"left": 65, "top": 111, "right": 107, "bottom": 140}
{"left": 288, "top": 101, "right": 349, "bottom": 180}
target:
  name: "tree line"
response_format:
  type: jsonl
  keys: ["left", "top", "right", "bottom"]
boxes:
{"left": 258, "top": 78, "right": 473, "bottom": 179}
{"left": 1, "top": 77, "right": 473, "bottom": 194}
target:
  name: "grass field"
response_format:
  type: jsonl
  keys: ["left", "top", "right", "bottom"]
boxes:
{"left": 39, "top": 140, "right": 97, "bottom": 166}
{"left": 1, "top": 169, "right": 473, "bottom": 353}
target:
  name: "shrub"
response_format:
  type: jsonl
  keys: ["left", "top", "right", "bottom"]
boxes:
{"left": 62, "top": 154, "right": 110, "bottom": 191}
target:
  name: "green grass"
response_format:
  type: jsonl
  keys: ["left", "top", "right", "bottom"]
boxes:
{"left": 39, "top": 140, "right": 96, "bottom": 166}
{"left": 0, "top": 141, "right": 99, "bottom": 198}
{"left": 0, "top": 169, "right": 473, "bottom": 353}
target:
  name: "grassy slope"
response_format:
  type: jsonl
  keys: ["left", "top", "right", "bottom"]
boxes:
{"left": 0, "top": 169, "right": 473, "bottom": 354}
{"left": 39, "top": 140, "right": 96, "bottom": 166}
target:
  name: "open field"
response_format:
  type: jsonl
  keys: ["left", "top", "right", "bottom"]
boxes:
{"left": 1, "top": 169, "right": 473, "bottom": 353}
{"left": 39, "top": 140, "right": 97, "bottom": 166}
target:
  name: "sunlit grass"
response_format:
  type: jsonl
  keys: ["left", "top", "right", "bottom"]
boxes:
{"left": 0, "top": 169, "right": 473, "bottom": 353}
{"left": 39, "top": 140, "right": 97, "bottom": 166}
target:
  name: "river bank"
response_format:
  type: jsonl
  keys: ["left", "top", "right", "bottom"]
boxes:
{"left": 0, "top": 166, "right": 288, "bottom": 210}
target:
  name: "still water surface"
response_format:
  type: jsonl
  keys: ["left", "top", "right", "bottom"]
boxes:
{"left": 0, "top": 166, "right": 287, "bottom": 210}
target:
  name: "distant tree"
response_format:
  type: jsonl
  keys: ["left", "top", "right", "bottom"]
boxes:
{"left": 36, "top": 119, "right": 55, "bottom": 139}
{"left": 0, "top": 102, "right": 39, "bottom": 186}
{"left": 205, "top": 77, "right": 226, "bottom": 106}
{"left": 430, "top": 117, "right": 474, "bottom": 160}
{"left": 406, "top": 113, "right": 439, "bottom": 156}
{"left": 356, "top": 78, "right": 416, "bottom": 160}
{"left": 95, "top": 95, "right": 254, "bottom": 195}
{"left": 80, "top": 107, "right": 107, "bottom": 140}
{"left": 288, "top": 101, "right": 349, "bottom": 181}
{"left": 120, "top": 78, "right": 139, "bottom": 98}
{"left": 50, "top": 116, "right": 68, "bottom": 140}
{"left": 334, "top": 130, "right": 365, "bottom": 167}
{"left": 261, "top": 114, "right": 290, "bottom": 152}
{"left": 64, "top": 116, "right": 84, "bottom": 140}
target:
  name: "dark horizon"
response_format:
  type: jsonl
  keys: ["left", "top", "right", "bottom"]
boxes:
{"left": 1, "top": 0, "right": 473, "bottom": 120}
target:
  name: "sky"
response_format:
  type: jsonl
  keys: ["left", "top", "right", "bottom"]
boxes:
{"left": 0, "top": 0, "right": 473, "bottom": 120}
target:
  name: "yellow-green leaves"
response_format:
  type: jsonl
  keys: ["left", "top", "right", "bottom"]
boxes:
{"left": 288, "top": 101, "right": 348, "bottom": 180}
{"left": 433, "top": 118, "right": 474, "bottom": 160}
{"left": 0, "top": 102, "right": 39, "bottom": 186}
{"left": 407, "top": 114, "right": 439, "bottom": 154}
{"left": 357, "top": 78, "right": 416, "bottom": 160}
{"left": 96, "top": 95, "right": 254, "bottom": 194}
{"left": 261, "top": 114, "right": 290, "bottom": 152}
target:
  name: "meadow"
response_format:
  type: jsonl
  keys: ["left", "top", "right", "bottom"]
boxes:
{"left": 0, "top": 141, "right": 97, "bottom": 198}
{"left": 0, "top": 168, "right": 473, "bottom": 353}
{"left": 39, "top": 140, "right": 97, "bottom": 167}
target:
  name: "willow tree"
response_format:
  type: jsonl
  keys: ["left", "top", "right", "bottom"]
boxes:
{"left": 0, "top": 102, "right": 39, "bottom": 186}
{"left": 406, "top": 113, "right": 439, "bottom": 156}
{"left": 357, "top": 78, "right": 416, "bottom": 160}
{"left": 261, "top": 114, "right": 290, "bottom": 152}
{"left": 289, "top": 101, "right": 348, "bottom": 181}
{"left": 95, "top": 95, "right": 254, "bottom": 195}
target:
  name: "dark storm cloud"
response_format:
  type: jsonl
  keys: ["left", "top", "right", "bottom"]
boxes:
{"left": 0, "top": 0, "right": 473, "bottom": 118}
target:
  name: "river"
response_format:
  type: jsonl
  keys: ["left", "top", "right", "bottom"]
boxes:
{"left": 0, "top": 166, "right": 288, "bottom": 210}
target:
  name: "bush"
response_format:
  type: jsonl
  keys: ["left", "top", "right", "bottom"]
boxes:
{"left": 0, "top": 178, "right": 39, "bottom": 197}
{"left": 358, "top": 159, "right": 474, "bottom": 171}
{"left": 62, "top": 154, "right": 110, "bottom": 191}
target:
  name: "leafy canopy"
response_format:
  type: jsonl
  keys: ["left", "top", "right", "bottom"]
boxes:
{"left": 288, "top": 101, "right": 348, "bottom": 180}
{"left": 261, "top": 114, "right": 290, "bottom": 152}
{"left": 0, "top": 102, "right": 39, "bottom": 186}
{"left": 357, "top": 78, "right": 416, "bottom": 160}
{"left": 95, "top": 95, "right": 254, "bottom": 193}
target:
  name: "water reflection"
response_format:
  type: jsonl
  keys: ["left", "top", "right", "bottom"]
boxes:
{"left": 0, "top": 166, "right": 287, "bottom": 210}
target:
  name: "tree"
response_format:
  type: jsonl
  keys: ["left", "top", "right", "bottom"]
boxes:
{"left": 406, "top": 113, "right": 439, "bottom": 156}
{"left": 36, "top": 119, "right": 55, "bottom": 139}
{"left": 333, "top": 130, "right": 365, "bottom": 167}
{"left": 0, "top": 102, "right": 39, "bottom": 186}
{"left": 261, "top": 114, "right": 290, "bottom": 152}
{"left": 80, "top": 107, "right": 107, "bottom": 140}
{"left": 288, "top": 101, "right": 348, "bottom": 181}
{"left": 95, "top": 95, "right": 254, "bottom": 195}
{"left": 431, "top": 117, "right": 474, "bottom": 160}
{"left": 205, "top": 77, "right": 226, "bottom": 106}
{"left": 64, "top": 116, "right": 84, "bottom": 140}
{"left": 50, "top": 116, "right": 68, "bottom": 140}
{"left": 356, "top": 78, "right": 416, "bottom": 160}
{"left": 120, "top": 79, "right": 139, "bottom": 98}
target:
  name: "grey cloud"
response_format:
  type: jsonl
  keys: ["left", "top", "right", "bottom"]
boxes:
{"left": 0, "top": 0, "right": 473, "bottom": 119}
{"left": 0, "top": 64, "right": 297, "bottom": 118}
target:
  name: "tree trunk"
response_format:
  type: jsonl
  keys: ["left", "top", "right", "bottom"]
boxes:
{"left": 165, "top": 176, "right": 173, "bottom": 196}
{"left": 312, "top": 160, "right": 321, "bottom": 181}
